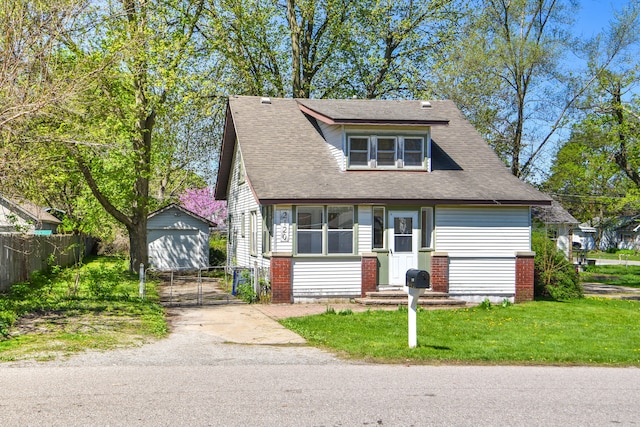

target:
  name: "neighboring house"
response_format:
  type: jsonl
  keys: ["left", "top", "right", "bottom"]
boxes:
{"left": 214, "top": 96, "right": 551, "bottom": 303}
{"left": 0, "top": 195, "right": 61, "bottom": 234}
{"left": 531, "top": 200, "right": 579, "bottom": 258}
{"left": 572, "top": 224, "right": 597, "bottom": 251}
{"left": 613, "top": 215, "right": 640, "bottom": 250}
{"left": 147, "top": 204, "right": 216, "bottom": 271}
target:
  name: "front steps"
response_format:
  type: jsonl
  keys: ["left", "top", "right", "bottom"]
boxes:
{"left": 354, "top": 290, "right": 467, "bottom": 308}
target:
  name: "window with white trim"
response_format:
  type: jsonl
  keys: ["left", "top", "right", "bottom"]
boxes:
{"left": 327, "top": 206, "right": 354, "bottom": 254}
{"left": 261, "top": 206, "right": 273, "bottom": 255}
{"left": 297, "top": 206, "right": 323, "bottom": 254}
{"left": 296, "top": 206, "right": 354, "bottom": 255}
{"left": 347, "top": 135, "right": 425, "bottom": 169}
{"left": 250, "top": 211, "right": 258, "bottom": 255}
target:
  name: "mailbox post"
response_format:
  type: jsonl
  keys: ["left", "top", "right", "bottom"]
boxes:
{"left": 405, "top": 269, "right": 430, "bottom": 348}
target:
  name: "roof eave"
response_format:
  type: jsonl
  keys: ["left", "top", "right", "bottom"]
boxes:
{"left": 255, "top": 198, "right": 552, "bottom": 206}
{"left": 213, "top": 103, "right": 236, "bottom": 201}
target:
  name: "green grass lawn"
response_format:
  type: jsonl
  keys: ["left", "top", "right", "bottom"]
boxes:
{"left": 580, "top": 265, "right": 640, "bottom": 287}
{"left": 587, "top": 251, "right": 640, "bottom": 261}
{"left": 0, "top": 256, "right": 167, "bottom": 362}
{"left": 281, "top": 298, "right": 640, "bottom": 365}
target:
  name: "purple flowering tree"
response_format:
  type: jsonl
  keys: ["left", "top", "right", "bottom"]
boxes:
{"left": 178, "top": 187, "right": 227, "bottom": 226}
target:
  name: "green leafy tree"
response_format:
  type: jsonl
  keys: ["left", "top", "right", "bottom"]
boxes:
{"left": 545, "top": 1, "right": 640, "bottom": 232}
{"left": 201, "top": 0, "right": 289, "bottom": 97}
{"left": 5, "top": 0, "right": 219, "bottom": 271}
{"left": 203, "top": 0, "right": 460, "bottom": 99}
{"left": 433, "top": 0, "right": 637, "bottom": 180}
{"left": 327, "top": 0, "right": 461, "bottom": 99}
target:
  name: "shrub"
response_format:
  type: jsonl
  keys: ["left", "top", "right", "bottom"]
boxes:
{"left": 532, "top": 231, "right": 583, "bottom": 300}
{"left": 209, "top": 233, "right": 226, "bottom": 266}
{"left": 236, "top": 270, "right": 257, "bottom": 303}
{"left": 236, "top": 282, "right": 257, "bottom": 303}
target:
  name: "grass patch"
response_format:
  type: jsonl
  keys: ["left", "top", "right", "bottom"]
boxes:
{"left": 281, "top": 298, "right": 640, "bottom": 365}
{"left": 0, "top": 256, "right": 167, "bottom": 362}
{"left": 587, "top": 251, "right": 640, "bottom": 261}
{"left": 580, "top": 265, "right": 640, "bottom": 288}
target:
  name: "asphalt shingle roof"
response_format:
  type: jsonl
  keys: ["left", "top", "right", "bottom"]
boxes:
{"left": 532, "top": 200, "right": 579, "bottom": 224}
{"left": 215, "top": 96, "right": 551, "bottom": 206}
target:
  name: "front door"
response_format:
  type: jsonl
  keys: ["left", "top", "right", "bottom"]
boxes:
{"left": 388, "top": 211, "right": 418, "bottom": 285}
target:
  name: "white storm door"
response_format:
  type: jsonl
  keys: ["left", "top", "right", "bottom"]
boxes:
{"left": 388, "top": 211, "right": 419, "bottom": 285}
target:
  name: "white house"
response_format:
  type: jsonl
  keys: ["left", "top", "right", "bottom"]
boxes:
{"left": 147, "top": 204, "right": 216, "bottom": 271}
{"left": 214, "top": 96, "right": 551, "bottom": 303}
{"left": 531, "top": 200, "right": 579, "bottom": 258}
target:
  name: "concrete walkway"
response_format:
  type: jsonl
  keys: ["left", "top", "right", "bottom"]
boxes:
{"left": 166, "top": 304, "right": 306, "bottom": 345}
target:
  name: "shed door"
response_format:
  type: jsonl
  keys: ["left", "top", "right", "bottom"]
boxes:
{"left": 148, "top": 229, "right": 201, "bottom": 270}
{"left": 388, "top": 211, "right": 418, "bottom": 285}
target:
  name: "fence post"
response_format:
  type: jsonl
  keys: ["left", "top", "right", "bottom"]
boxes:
{"left": 139, "top": 263, "right": 145, "bottom": 299}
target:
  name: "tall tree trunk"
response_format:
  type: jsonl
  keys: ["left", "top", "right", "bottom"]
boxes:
{"left": 286, "top": 0, "right": 302, "bottom": 97}
{"left": 612, "top": 82, "right": 640, "bottom": 186}
{"left": 127, "top": 218, "right": 148, "bottom": 273}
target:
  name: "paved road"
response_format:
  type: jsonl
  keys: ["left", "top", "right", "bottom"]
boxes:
{"left": 1, "top": 304, "right": 639, "bottom": 426}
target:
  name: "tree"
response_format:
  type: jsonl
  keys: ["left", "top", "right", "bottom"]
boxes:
{"left": 433, "top": 0, "right": 616, "bottom": 180}
{"left": 203, "top": 0, "right": 460, "bottom": 99}
{"left": 0, "top": 0, "right": 94, "bottom": 188}
{"left": 543, "top": 119, "right": 627, "bottom": 224}
{"left": 201, "top": 0, "right": 289, "bottom": 97}
{"left": 6, "top": 0, "right": 220, "bottom": 272}
{"left": 334, "top": 0, "right": 460, "bottom": 99}
{"left": 179, "top": 187, "right": 227, "bottom": 226}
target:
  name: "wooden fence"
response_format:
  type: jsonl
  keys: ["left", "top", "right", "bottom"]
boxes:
{"left": 0, "top": 234, "right": 92, "bottom": 292}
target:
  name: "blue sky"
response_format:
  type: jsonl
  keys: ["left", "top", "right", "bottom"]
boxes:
{"left": 574, "top": 0, "right": 623, "bottom": 37}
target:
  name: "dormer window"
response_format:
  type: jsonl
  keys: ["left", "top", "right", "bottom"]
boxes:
{"left": 347, "top": 135, "right": 427, "bottom": 169}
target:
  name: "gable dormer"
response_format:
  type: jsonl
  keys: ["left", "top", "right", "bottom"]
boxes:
{"left": 296, "top": 99, "right": 448, "bottom": 172}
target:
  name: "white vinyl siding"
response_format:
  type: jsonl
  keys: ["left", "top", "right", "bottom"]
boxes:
{"left": 317, "top": 121, "right": 345, "bottom": 169}
{"left": 358, "top": 206, "right": 373, "bottom": 254}
{"left": 292, "top": 259, "right": 361, "bottom": 297}
{"left": 435, "top": 206, "right": 531, "bottom": 301}
{"left": 448, "top": 257, "right": 516, "bottom": 297}
{"left": 146, "top": 205, "right": 212, "bottom": 271}
{"left": 227, "top": 143, "right": 267, "bottom": 269}
{"left": 435, "top": 207, "right": 531, "bottom": 257}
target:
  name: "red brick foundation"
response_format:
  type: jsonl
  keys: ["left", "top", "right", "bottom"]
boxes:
{"left": 270, "top": 253, "right": 293, "bottom": 304}
{"left": 430, "top": 252, "right": 449, "bottom": 293}
{"left": 515, "top": 251, "right": 535, "bottom": 303}
{"left": 361, "top": 253, "right": 378, "bottom": 297}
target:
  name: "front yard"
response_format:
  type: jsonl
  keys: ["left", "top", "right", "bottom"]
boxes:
{"left": 281, "top": 298, "right": 640, "bottom": 365}
{"left": 0, "top": 256, "right": 167, "bottom": 362}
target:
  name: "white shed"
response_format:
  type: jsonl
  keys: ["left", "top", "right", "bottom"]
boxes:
{"left": 147, "top": 204, "right": 216, "bottom": 271}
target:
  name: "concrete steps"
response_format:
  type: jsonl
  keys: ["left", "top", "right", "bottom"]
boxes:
{"left": 354, "top": 290, "right": 466, "bottom": 308}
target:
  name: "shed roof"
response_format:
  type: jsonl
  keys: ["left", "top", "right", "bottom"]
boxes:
{"left": 147, "top": 203, "right": 217, "bottom": 227}
{"left": 215, "top": 96, "right": 552, "bottom": 206}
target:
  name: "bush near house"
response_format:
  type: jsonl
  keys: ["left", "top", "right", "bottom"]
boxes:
{"left": 209, "top": 233, "right": 226, "bottom": 267}
{"left": 532, "top": 231, "right": 583, "bottom": 300}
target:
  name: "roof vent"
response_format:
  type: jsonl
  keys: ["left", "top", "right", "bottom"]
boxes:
{"left": 421, "top": 101, "right": 432, "bottom": 109}
{"left": 260, "top": 97, "right": 271, "bottom": 105}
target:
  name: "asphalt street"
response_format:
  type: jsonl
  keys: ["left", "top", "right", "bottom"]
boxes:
{"left": 1, "top": 304, "right": 639, "bottom": 426}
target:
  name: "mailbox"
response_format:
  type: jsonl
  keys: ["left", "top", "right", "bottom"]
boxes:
{"left": 406, "top": 269, "right": 430, "bottom": 289}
